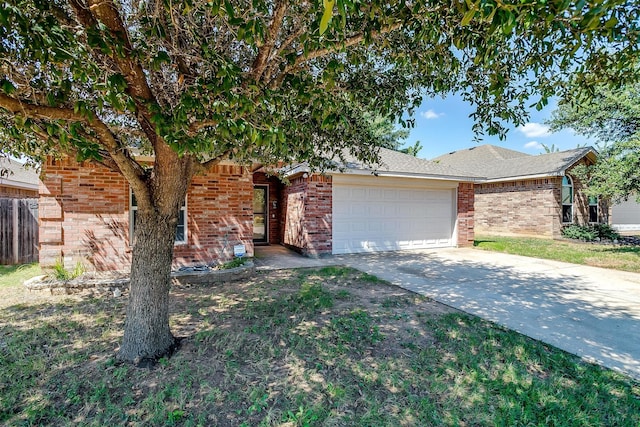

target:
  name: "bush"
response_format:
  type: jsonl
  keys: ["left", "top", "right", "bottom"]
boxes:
{"left": 592, "top": 224, "right": 620, "bottom": 240}
{"left": 561, "top": 224, "right": 620, "bottom": 242}
{"left": 50, "top": 259, "right": 85, "bottom": 281}
{"left": 220, "top": 257, "right": 247, "bottom": 269}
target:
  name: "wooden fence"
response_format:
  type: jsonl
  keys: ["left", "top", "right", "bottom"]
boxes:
{"left": 0, "top": 198, "right": 39, "bottom": 265}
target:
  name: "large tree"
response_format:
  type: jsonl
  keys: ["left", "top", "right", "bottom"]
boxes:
{"left": 1, "top": 0, "right": 638, "bottom": 363}
{"left": 549, "top": 83, "right": 640, "bottom": 202}
{"left": 361, "top": 112, "right": 423, "bottom": 156}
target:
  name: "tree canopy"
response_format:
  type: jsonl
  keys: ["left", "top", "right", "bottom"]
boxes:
{"left": 2, "top": 0, "right": 639, "bottom": 173}
{"left": 1, "top": 0, "right": 639, "bottom": 363}
{"left": 549, "top": 83, "right": 640, "bottom": 202}
{"left": 360, "top": 112, "right": 424, "bottom": 156}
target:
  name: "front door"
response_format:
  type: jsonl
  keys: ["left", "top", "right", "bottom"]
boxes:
{"left": 253, "top": 186, "right": 268, "bottom": 243}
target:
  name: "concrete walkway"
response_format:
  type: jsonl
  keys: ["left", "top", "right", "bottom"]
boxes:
{"left": 254, "top": 245, "right": 640, "bottom": 380}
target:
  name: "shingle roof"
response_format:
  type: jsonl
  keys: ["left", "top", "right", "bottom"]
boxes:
{"left": 432, "top": 145, "right": 529, "bottom": 175}
{"left": 432, "top": 145, "right": 597, "bottom": 180}
{"left": 335, "top": 147, "right": 481, "bottom": 181}
{"left": 0, "top": 157, "right": 40, "bottom": 189}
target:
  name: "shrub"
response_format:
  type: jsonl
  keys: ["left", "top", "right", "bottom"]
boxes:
{"left": 50, "top": 259, "right": 85, "bottom": 281}
{"left": 592, "top": 224, "right": 620, "bottom": 240}
{"left": 561, "top": 224, "right": 620, "bottom": 242}
{"left": 220, "top": 257, "right": 247, "bottom": 270}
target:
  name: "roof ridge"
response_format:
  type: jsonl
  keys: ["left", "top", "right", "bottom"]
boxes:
{"left": 485, "top": 144, "right": 529, "bottom": 160}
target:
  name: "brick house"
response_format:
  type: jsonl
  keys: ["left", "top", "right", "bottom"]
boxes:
{"left": 39, "top": 148, "right": 479, "bottom": 271}
{"left": 432, "top": 145, "right": 603, "bottom": 238}
{"left": 0, "top": 157, "right": 39, "bottom": 199}
{"left": 1, "top": 158, "right": 40, "bottom": 265}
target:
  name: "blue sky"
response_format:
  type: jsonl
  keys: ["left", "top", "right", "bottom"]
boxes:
{"left": 404, "top": 94, "right": 594, "bottom": 159}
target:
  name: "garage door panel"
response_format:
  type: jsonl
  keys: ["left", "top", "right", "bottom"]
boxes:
{"left": 332, "top": 178, "right": 455, "bottom": 255}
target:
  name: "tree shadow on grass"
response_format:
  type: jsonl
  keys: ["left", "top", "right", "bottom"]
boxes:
{"left": 600, "top": 246, "right": 640, "bottom": 255}
{"left": 333, "top": 249, "right": 640, "bottom": 380}
{"left": 1, "top": 268, "right": 639, "bottom": 426}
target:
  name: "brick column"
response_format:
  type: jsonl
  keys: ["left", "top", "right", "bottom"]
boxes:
{"left": 282, "top": 174, "right": 332, "bottom": 256}
{"left": 457, "top": 182, "right": 475, "bottom": 246}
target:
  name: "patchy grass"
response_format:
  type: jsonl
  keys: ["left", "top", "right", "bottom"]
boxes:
{"left": 1, "top": 267, "right": 639, "bottom": 426}
{"left": 0, "top": 263, "right": 41, "bottom": 288}
{"left": 474, "top": 235, "right": 640, "bottom": 273}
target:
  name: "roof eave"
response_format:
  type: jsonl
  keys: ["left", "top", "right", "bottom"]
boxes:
{"left": 483, "top": 172, "right": 563, "bottom": 182}
{"left": 0, "top": 179, "right": 39, "bottom": 191}
{"left": 332, "top": 168, "right": 483, "bottom": 182}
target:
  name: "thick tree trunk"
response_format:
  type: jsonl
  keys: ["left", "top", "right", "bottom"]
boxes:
{"left": 114, "top": 148, "right": 195, "bottom": 364}
{"left": 118, "top": 207, "right": 180, "bottom": 364}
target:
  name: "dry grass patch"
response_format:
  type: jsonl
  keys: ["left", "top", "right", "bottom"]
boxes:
{"left": 1, "top": 266, "right": 639, "bottom": 426}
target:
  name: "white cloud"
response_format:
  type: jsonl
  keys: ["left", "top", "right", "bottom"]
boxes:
{"left": 518, "top": 122, "right": 551, "bottom": 138}
{"left": 420, "top": 109, "right": 444, "bottom": 120}
{"left": 524, "top": 141, "right": 543, "bottom": 150}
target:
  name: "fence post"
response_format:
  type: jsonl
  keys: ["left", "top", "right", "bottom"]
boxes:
{"left": 12, "top": 198, "right": 19, "bottom": 264}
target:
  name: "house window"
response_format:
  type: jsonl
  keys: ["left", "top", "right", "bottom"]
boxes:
{"left": 130, "top": 190, "right": 187, "bottom": 244}
{"left": 589, "top": 196, "right": 599, "bottom": 223}
{"left": 562, "top": 176, "right": 573, "bottom": 223}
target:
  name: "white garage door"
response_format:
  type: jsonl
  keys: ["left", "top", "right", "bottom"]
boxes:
{"left": 332, "top": 175, "right": 457, "bottom": 255}
{"left": 612, "top": 198, "right": 640, "bottom": 231}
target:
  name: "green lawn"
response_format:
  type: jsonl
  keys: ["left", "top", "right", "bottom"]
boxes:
{"left": 1, "top": 266, "right": 638, "bottom": 426}
{"left": 0, "top": 263, "right": 41, "bottom": 288}
{"left": 474, "top": 235, "right": 640, "bottom": 273}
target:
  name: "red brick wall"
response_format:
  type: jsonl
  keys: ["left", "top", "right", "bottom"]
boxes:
{"left": 174, "top": 164, "right": 253, "bottom": 266}
{"left": 40, "top": 157, "right": 253, "bottom": 271}
{"left": 252, "top": 172, "right": 282, "bottom": 244}
{"left": 474, "top": 178, "right": 560, "bottom": 238}
{"left": 474, "top": 165, "right": 604, "bottom": 239}
{"left": 0, "top": 185, "right": 38, "bottom": 198}
{"left": 39, "top": 157, "right": 131, "bottom": 271}
{"left": 282, "top": 174, "right": 332, "bottom": 256}
{"left": 456, "top": 182, "right": 475, "bottom": 246}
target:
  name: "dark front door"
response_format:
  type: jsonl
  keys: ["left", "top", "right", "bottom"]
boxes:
{"left": 253, "top": 186, "right": 268, "bottom": 243}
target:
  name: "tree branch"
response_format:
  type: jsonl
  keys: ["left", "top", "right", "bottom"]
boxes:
{"left": 188, "top": 120, "right": 218, "bottom": 134}
{"left": 0, "top": 93, "right": 81, "bottom": 121}
{"left": 160, "top": 5, "right": 194, "bottom": 79}
{"left": 76, "top": 0, "right": 165, "bottom": 158}
{"left": 295, "top": 22, "right": 403, "bottom": 67}
{"left": 250, "top": 0, "right": 289, "bottom": 82}
{"left": 201, "top": 150, "right": 233, "bottom": 171}
{"left": 0, "top": 92, "right": 149, "bottom": 197}
{"left": 270, "top": 22, "right": 403, "bottom": 89}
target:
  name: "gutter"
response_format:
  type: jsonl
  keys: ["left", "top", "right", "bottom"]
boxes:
{"left": 332, "top": 168, "right": 484, "bottom": 182}
{"left": 0, "top": 178, "right": 39, "bottom": 191}
{"left": 482, "top": 171, "right": 565, "bottom": 183}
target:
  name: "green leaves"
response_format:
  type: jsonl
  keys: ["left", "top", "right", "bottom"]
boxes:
{"left": 549, "top": 82, "right": 640, "bottom": 201}
{"left": 320, "top": 0, "right": 335, "bottom": 35}
{"left": 461, "top": 9, "right": 476, "bottom": 26}
{"left": 150, "top": 51, "right": 171, "bottom": 71}
{"left": 0, "top": 0, "right": 638, "bottom": 177}
{"left": 0, "top": 80, "right": 16, "bottom": 95}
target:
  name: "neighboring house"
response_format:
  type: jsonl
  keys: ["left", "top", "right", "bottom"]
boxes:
{"left": 0, "top": 158, "right": 40, "bottom": 264}
{"left": 38, "top": 148, "right": 479, "bottom": 271}
{"left": 0, "top": 157, "right": 39, "bottom": 198}
{"left": 432, "top": 144, "right": 603, "bottom": 238}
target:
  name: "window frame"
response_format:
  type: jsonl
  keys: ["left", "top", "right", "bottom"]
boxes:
{"left": 252, "top": 184, "right": 269, "bottom": 243}
{"left": 588, "top": 195, "right": 599, "bottom": 224}
{"left": 130, "top": 189, "right": 187, "bottom": 245}
{"left": 561, "top": 176, "right": 574, "bottom": 224}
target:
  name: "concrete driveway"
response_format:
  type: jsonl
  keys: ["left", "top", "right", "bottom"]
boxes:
{"left": 332, "top": 247, "right": 640, "bottom": 380}
{"left": 256, "top": 246, "right": 640, "bottom": 379}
